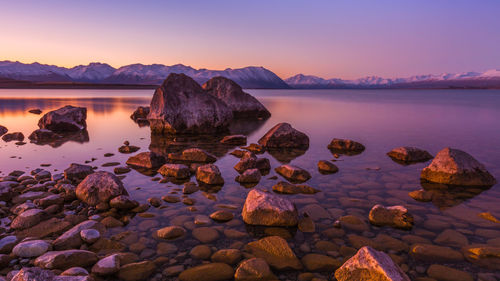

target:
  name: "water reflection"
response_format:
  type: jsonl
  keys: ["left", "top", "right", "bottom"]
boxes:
{"left": 29, "top": 129, "right": 90, "bottom": 148}
{"left": 419, "top": 181, "right": 491, "bottom": 209}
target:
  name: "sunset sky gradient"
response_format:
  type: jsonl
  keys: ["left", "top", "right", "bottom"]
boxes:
{"left": 1, "top": 0, "right": 500, "bottom": 79}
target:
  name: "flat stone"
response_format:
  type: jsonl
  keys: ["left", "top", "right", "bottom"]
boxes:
{"left": 427, "top": 264, "right": 473, "bottom": 281}
{"left": 273, "top": 181, "right": 320, "bottom": 194}
{"left": 190, "top": 245, "right": 212, "bottom": 260}
{"left": 157, "top": 226, "right": 186, "bottom": 240}
{"left": 210, "top": 210, "right": 234, "bottom": 222}
{"left": 35, "top": 249, "right": 98, "bottom": 270}
{"left": 410, "top": 244, "right": 463, "bottom": 262}
{"left": 275, "top": 164, "right": 311, "bottom": 183}
{"left": 12, "top": 240, "right": 51, "bottom": 258}
{"left": 245, "top": 236, "right": 302, "bottom": 271}
{"left": 53, "top": 220, "right": 105, "bottom": 250}
{"left": 117, "top": 261, "right": 156, "bottom": 281}
{"left": 368, "top": 205, "right": 414, "bottom": 230}
{"left": 11, "top": 208, "right": 46, "bottom": 230}
{"left": 192, "top": 227, "right": 220, "bottom": 243}
{"left": 210, "top": 249, "right": 242, "bottom": 265}
{"left": 434, "top": 229, "right": 468, "bottom": 247}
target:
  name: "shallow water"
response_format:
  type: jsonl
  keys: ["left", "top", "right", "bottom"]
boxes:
{"left": 1, "top": 88, "right": 500, "bottom": 279}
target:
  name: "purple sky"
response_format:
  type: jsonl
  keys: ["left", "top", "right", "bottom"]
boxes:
{"left": 1, "top": 0, "right": 499, "bottom": 79}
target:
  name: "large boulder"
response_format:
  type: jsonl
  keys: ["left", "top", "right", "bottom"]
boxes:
{"left": 148, "top": 73, "right": 233, "bottom": 134}
{"left": 335, "top": 246, "right": 410, "bottom": 281}
{"left": 202, "top": 76, "right": 271, "bottom": 119}
{"left": 75, "top": 171, "right": 128, "bottom": 206}
{"left": 38, "top": 105, "right": 87, "bottom": 132}
{"left": 421, "top": 148, "right": 496, "bottom": 187}
{"left": 387, "top": 146, "right": 433, "bottom": 164}
{"left": 242, "top": 189, "right": 298, "bottom": 226}
{"left": 258, "top": 123, "right": 309, "bottom": 149}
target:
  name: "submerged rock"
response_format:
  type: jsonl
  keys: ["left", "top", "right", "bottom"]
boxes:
{"left": 275, "top": 164, "right": 311, "bottom": 183}
{"left": 117, "top": 261, "right": 156, "bottom": 281}
{"left": 410, "top": 244, "right": 463, "bottom": 262}
{"left": 272, "top": 181, "right": 320, "bottom": 194}
{"left": 126, "top": 152, "right": 165, "bottom": 169}
{"left": 317, "top": 160, "right": 339, "bottom": 174}
{"left": 28, "top": 129, "right": 61, "bottom": 143}
{"left": 462, "top": 244, "right": 500, "bottom": 270}
{"left": 421, "top": 147, "right": 496, "bottom": 186}
{"left": 75, "top": 171, "right": 128, "bottom": 206}
{"left": 179, "top": 262, "right": 234, "bottom": 281}
{"left": 368, "top": 204, "right": 414, "bottom": 230}
{"left": 202, "top": 76, "right": 271, "bottom": 119}
{"left": 335, "top": 246, "right": 410, "bottom": 281}
{"left": 328, "top": 138, "right": 365, "bottom": 155}
{"left": 242, "top": 189, "right": 298, "bottom": 226}
{"left": 38, "top": 105, "right": 87, "bottom": 132}
{"left": 258, "top": 123, "right": 309, "bottom": 149}
{"left": 245, "top": 236, "right": 302, "bottom": 271}
{"left": 234, "top": 258, "right": 277, "bottom": 281}
{"left": 148, "top": 73, "right": 233, "bottom": 134}
{"left": 387, "top": 146, "right": 433, "bottom": 164}
{"left": 220, "top": 134, "right": 247, "bottom": 145}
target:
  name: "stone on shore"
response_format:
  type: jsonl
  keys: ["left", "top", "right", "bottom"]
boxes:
{"left": 92, "top": 254, "right": 121, "bottom": 275}
{"left": 272, "top": 181, "right": 320, "bottom": 194}
{"left": 148, "top": 73, "right": 233, "bottom": 134}
{"left": 11, "top": 208, "right": 46, "bottom": 230}
{"left": 242, "top": 189, "right": 298, "bottom": 226}
{"left": 64, "top": 163, "right": 94, "bottom": 182}
{"left": 420, "top": 147, "right": 496, "bottom": 186}
{"left": 38, "top": 105, "right": 87, "bottom": 132}
{"left": 126, "top": 152, "right": 165, "bottom": 169}
{"left": 12, "top": 240, "right": 51, "bottom": 258}
{"left": 328, "top": 138, "right": 365, "bottom": 154}
{"left": 368, "top": 205, "right": 414, "bottom": 230}
{"left": 335, "top": 246, "right": 410, "bottom": 281}
{"left": 53, "top": 220, "right": 105, "bottom": 250}
{"left": 258, "top": 123, "right": 309, "bottom": 149}
{"left": 275, "top": 164, "right": 311, "bottom": 183}
{"left": 179, "top": 263, "right": 235, "bottom": 281}
{"left": 245, "top": 236, "right": 302, "bottom": 271}
{"left": 35, "top": 250, "right": 98, "bottom": 270}
{"left": 196, "top": 164, "right": 224, "bottom": 185}
{"left": 234, "top": 258, "right": 277, "bottom": 281}
{"left": 76, "top": 171, "right": 128, "bottom": 206}
{"left": 387, "top": 146, "right": 433, "bottom": 163}
{"left": 158, "top": 164, "right": 191, "bottom": 179}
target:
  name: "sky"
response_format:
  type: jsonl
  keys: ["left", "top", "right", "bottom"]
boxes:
{"left": 1, "top": 0, "right": 500, "bottom": 79}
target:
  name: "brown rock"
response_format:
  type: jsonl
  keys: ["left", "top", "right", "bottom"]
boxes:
{"left": 196, "top": 164, "right": 224, "bottom": 185}
{"left": 328, "top": 138, "right": 365, "bottom": 154}
{"left": 126, "top": 152, "right": 165, "bottom": 169}
{"left": 76, "top": 171, "right": 128, "bottom": 206}
{"left": 117, "top": 261, "right": 156, "bottom": 281}
{"left": 368, "top": 204, "right": 414, "bottom": 230}
{"left": 258, "top": 123, "right": 309, "bottom": 149}
{"left": 387, "top": 146, "right": 433, "bottom": 163}
{"left": 272, "top": 181, "right": 319, "bottom": 194}
{"left": 275, "top": 164, "right": 311, "bottom": 183}
{"left": 179, "top": 263, "right": 235, "bottom": 281}
{"left": 245, "top": 236, "right": 302, "bottom": 271}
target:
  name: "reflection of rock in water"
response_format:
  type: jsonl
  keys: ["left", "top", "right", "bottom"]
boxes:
{"left": 150, "top": 134, "right": 231, "bottom": 158}
{"left": 328, "top": 148, "right": 363, "bottom": 156}
{"left": 418, "top": 181, "right": 491, "bottom": 209}
{"left": 266, "top": 148, "right": 308, "bottom": 164}
{"left": 227, "top": 118, "right": 267, "bottom": 136}
{"left": 29, "top": 129, "right": 89, "bottom": 148}
{"left": 244, "top": 224, "right": 298, "bottom": 239}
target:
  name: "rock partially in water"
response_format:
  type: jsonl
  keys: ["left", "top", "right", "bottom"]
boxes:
{"left": 157, "top": 226, "right": 186, "bottom": 240}
{"left": 53, "top": 220, "right": 105, "bottom": 250}
{"left": 38, "top": 105, "right": 87, "bottom": 132}
{"left": 242, "top": 189, "right": 298, "bottom": 226}
{"left": 148, "top": 73, "right": 233, "bottom": 134}
{"left": 220, "top": 134, "right": 247, "bottom": 145}
{"left": 196, "top": 164, "right": 224, "bottom": 185}
{"left": 272, "top": 181, "right": 320, "bottom": 194}
{"left": 421, "top": 147, "right": 496, "bottom": 187}
{"left": 169, "top": 148, "right": 217, "bottom": 163}
{"left": 210, "top": 210, "right": 234, "bottom": 222}
{"left": 2, "top": 132, "right": 24, "bottom": 142}
{"left": 462, "top": 244, "right": 500, "bottom": 270}
{"left": 35, "top": 249, "right": 98, "bottom": 270}
{"left": 301, "top": 253, "right": 341, "bottom": 271}
{"left": 258, "top": 123, "right": 309, "bottom": 149}
{"left": 334, "top": 246, "right": 410, "bottom": 281}
{"left": 0, "top": 125, "right": 7, "bottom": 136}
{"left": 234, "top": 258, "right": 277, "bottom": 281}
{"left": 202, "top": 76, "right": 271, "bottom": 119}
{"left": 118, "top": 144, "right": 140, "bottom": 154}
{"left": 368, "top": 204, "right": 414, "bottom": 230}
{"left": 126, "top": 152, "right": 165, "bottom": 169}
{"left": 76, "top": 171, "right": 128, "bottom": 206}
{"left": 109, "top": 195, "right": 139, "bottom": 210}
{"left": 410, "top": 244, "right": 463, "bottom": 262}
{"left": 64, "top": 163, "right": 94, "bottom": 182}
{"left": 387, "top": 146, "right": 433, "bottom": 164}
{"left": 235, "top": 168, "right": 261, "bottom": 184}
{"left": 245, "top": 236, "right": 303, "bottom": 271}
{"left": 158, "top": 163, "right": 191, "bottom": 179}
{"left": 28, "top": 129, "right": 61, "bottom": 143}
{"left": 130, "top": 106, "right": 150, "bottom": 123}
{"left": 28, "top": 108, "right": 42, "bottom": 114}
{"left": 328, "top": 138, "right": 365, "bottom": 155}
{"left": 275, "top": 164, "right": 311, "bottom": 183}
{"left": 317, "top": 160, "right": 339, "bottom": 174}
{"left": 179, "top": 262, "right": 235, "bottom": 281}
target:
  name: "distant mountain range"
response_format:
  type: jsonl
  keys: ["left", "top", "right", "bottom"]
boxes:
{"left": 1, "top": 60, "right": 500, "bottom": 89}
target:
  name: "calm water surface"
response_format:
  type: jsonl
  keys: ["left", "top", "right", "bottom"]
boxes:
{"left": 1, "top": 89, "right": 499, "bottom": 279}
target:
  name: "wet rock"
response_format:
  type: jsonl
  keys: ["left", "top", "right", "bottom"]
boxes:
{"left": 11, "top": 208, "right": 46, "bottom": 230}
{"left": 408, "top": 189, "right": 433, "bottom": 202}
{"left": 0, "top": 125, "right": 7, "bottom": 136}
{"left": 258, "top": 123, "right": 309, "bottom": 149}
{"left": 183, "top": 182, "right": 199, "bottom": 194}
{"left": 272, "top": 181, "right": 320, "bottom": 194}
{"left": 234, "top": 258, "right": 277, "bottom": 281}
{"left": 2, "top": 132, "right": 24, "bottom": 142}
{"left": 130, "top": 106, "right": 150, "bottom": 122}
{"left": 53, "top": 220, "right": 105, "bottom": 250}
{"left": 317, "top": 160, "right": 339, "bottom": 174}
{"left": 109, "top": 195, "right": 139, "bottom": 210}
{"left": 92, "top": 254, "right": 120, "bottom": 275}
{"left": 334, "top": 246, "right": 410, "bottom": 281}
{"left": 192, "top": 227, "right": 220, "bottom": 243}
{"left": 114, "top": 166, "right": 131, "bottom": 174}
{"left": 118, "top": 144, "right": 140, "bottom": 154}
{"left": 242, "top": 189, "right": 298, "bottom": 226}
{"left": 190, "top": 245, "right": 212, "bottom": 259}
{"left": 76, "top": 171, "right": 128, "bottom": 206}
{"left": 11, "top": 267, "right": 57, "bottom": 281}
{"left": 126, "top": 152, "right": 165, "bottom": 169}
{"left": 203, "top": 76, "right": 271, "bottom": 118}
{"left": 387, "top": 146, "right": 433, "bottom": 164}
{"left": 80, "top": 229, "right": 100, "bottom": 244}
{"left": 196, "top": 164, "right": 224, "bottom": 185}
{"left": 421, "top": 147, "right": 496, "bottom": 187}
{"left": 245, "top": 236, "right": 302, "bottom": 270}
{"left": 35, "top": 249, "right": 98, "bottom": 270}
{"left": 462, "top": 244, "right": 500, "bottom": 270}
{"left": 101, "top": 216, "right": 124, "bottom": 228}
{"left": 242, "top": 143, "right": 265, "bottom": 154}
{"left": 368, "top": 204, "right": 414, "bottom": 230}
{"left": 328, "top": 138, "right": 365, "bottom": 155}
{"left": 0, "top": 236, "right": 18, "bottom": 254}
{"left": 410, "top": 244, "right": 463, "bottom": 262}
{"left": 234, "top": 152, "right": 258, "bottom": 173}
{"left": 17, "top": 217, "right": 72, "bottom": 239}
{"left": 211, "top": 249, "right": 242, "bottom": 265}
{"left": 64, "top": 163, "right": 94, "bottom": 182}
{"left": 157, "top": 226, "right": 186, "bottom": 240}
{"left": 117, "top": 260, "right": 156, "bottom": 281}
{"left": 210, "top": 210, "right": 234, "bottom": 222}
{"left": 275, "top": 164, "right": 311, "bottom": 183}
{"left": 158, "top": 164, "right": 190, "bottom": 179}
{"left": 148, "top": 73, "right": 233, "bottom": 134}
{"left": 29, "top": 108, "right": 42, "bottom": 114}
{"left": 38, "top": 105, "right": 87, "bottom": 132}
{"left": 339, "top": 215, "right": 369, "bottom": 232}
{"left": 302, "top": 253, "right": 341, "bottom": 271}
{"left": 427, "top": 264, "right": 473, "bottom": 281}
{"left": 12, "top": 240, "right": 51, "bottom": 258}
{"left": 61, "top": 267, "right": 90, "bottom": 276}
{"left": 434, "top": 229, "right": 468, "bottom": 247}
{"left": 298, "top": 217, "right": 315, "bottom": 232}
{"left": 179, "top": 263, "right": 235, "bottom": 281}
{"left": 235, "top": 168, "right": 261, "bottom": 183}
{"left": 220, "top": 134, "right": 247, "bottom": 145}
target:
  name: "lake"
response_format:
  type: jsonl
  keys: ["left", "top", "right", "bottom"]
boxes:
{"left": 1, "top": 88, "right": 499, "bottom": 280}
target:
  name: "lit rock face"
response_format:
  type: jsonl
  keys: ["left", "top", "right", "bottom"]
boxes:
{"left": 368, "top": 205, "right": 414, "bottom": 230}
{"left": 335, "top": 246, "right": 411, "bottom": 281}
{"left": 258, "top": 123, "right": 309, "bottom": 149}
{"left": 38, "top": 105, "right": 87, "bottom": 132}
{"left": 420, "top": 147, "right": 496, "bottom": 187}
{"left": 75, "top": 171, "right": 128, "bottom": 206}
{"left": 387, "top": 146, "right": 433, "bottom": 163}
{"left": 148, "top": 73, "right": 233, "bottom": 134}
{"left": 202, "top": 76, "right": 271, "bottom": 119}
{"left": 242, "top": 189, "right": 298, "bottom": 226}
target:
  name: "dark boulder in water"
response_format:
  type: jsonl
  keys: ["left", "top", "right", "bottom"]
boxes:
{"left": 147, "top": 73, "right": 233, "bottom": 135}
{"left": 2, "top": 132, "right": 24, "bottom": 142}
{"left": 258, "top": 123, "right": 309, "bottom": 149}
{"left": 327, "top": 138, "right": 365, "bottom": 155}
{"left": 0, "top": 125, "right": 7, "bottom": 137}
{"left": 202, "top": 76, "right": 271, "bottom": 119}
{"left": 131, "top": 106, "right": 150, "bottom": 126}
{"left": 28, "top": 109, "right": 42, "bottom": 115}
{"left": 387, "top": 146, "right": 433, "bottom": 164}
{"left": 38, "top": 105, "right": 87, "bottom": 132}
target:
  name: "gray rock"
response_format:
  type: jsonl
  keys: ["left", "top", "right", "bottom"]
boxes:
{"left": 0, "top": 236, "right": 18, "bottom": 254}
{"left": 38, "top": 105, "right": 87, "bottom": 132}
{"left": 12, "top": 240, "right": 51, "bottom": 258}
{"left": 80, "top": 229, "right": 100, "bottom": 244}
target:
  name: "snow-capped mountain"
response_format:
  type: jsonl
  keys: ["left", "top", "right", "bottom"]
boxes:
{"left": 0, "top": 61, "right": 289, "bottom": 89}
{"left": 286, "top": 70, "right": 500, "bottom": 89}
